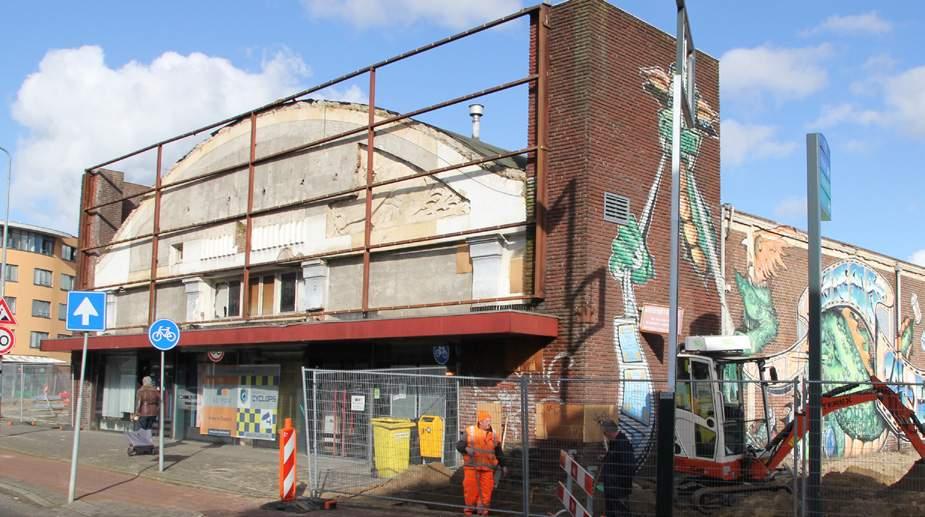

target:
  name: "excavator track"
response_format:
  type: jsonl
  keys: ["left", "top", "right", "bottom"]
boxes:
{"left": 691, "top": 480, "right": 791, "bottom": 513}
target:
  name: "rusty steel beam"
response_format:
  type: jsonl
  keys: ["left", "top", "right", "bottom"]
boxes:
{"left": 90, "top": 220, "right": 529, "bottom": 292}
{"left": 97, "top": 293, "right": 540, "bottom": 333}
{"left": 83, "top": 186, "right": 154, "bottom": 214}
{"left": 85, "top": 4, "right": 542, "bottom": 173}
{"left": 147, "top": 145, "right": 163, "bottom": 324}
{"left": 361, "top": 68, "right": 376, "bottom": 315}
{"left": 533, "top": 4, "right": 550, "bottom": 300}
{"left": 77, "top": 172, "right": 96, "bottom": 290}
{"left": 80, "top": 146, "right": 534, "bottom": 252}
{"left": 84, "top": 74, "right": 536, "bottom": 219}
{"left": 242, "top": 113, "right": 257, "bottom": 319}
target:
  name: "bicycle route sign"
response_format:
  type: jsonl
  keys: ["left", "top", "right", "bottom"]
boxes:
{"left": 148, "top": 319, "right": 180, "bottom": 351}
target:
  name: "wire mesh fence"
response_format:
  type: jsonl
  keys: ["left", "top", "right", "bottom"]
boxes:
{"left": 299, "top": 368, "right": 925, "bottom": 517}
{"left": 0, "top": 363, "right": 71, "bottom": 427}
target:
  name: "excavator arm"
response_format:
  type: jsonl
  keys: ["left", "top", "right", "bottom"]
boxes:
{"left": 756, "top": 376, "right": 925, "bottom": 480}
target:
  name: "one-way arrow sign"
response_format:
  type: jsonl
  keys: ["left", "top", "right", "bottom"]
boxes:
{"left": 66, "top": 291, "right": 107, "bottom": 332}
{"left": 73, "top": 297, "right": 98, "bottom": 326}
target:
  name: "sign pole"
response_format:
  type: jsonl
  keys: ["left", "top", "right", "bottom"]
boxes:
{"left": 806, "top": 132, "right": 830, "bottom": 517}
{"left": 67, "top": 331, "right": 89, "bottom": 504}
{"left": 159, "top": 350, "right": 165, "bottom": 472}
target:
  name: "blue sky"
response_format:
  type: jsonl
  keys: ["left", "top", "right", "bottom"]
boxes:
{"left": 0, "top": 0, "right": 923, "bottom": 266}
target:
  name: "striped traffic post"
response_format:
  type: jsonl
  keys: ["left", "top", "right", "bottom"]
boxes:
{"left": 279, "top": 417, "right": 297, "bottom": 501}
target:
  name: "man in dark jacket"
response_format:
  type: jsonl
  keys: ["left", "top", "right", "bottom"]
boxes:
{"left": 597, "top": 419, "right": 634, "bottom": 517}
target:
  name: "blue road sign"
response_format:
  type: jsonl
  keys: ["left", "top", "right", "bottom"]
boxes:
{"left": 66, "top": 291, "right": 107, "bottom": 332}
{"left": 148, "top": 319, "right": 180, "bottom": 351}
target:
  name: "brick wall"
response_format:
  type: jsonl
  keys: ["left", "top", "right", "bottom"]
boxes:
{"left": 540, "top": 0, "right": 721, "bottom": 392}
{"left": 78, "top": 169, "right": 147, "bottom": 289}
{"left": 726, "top": 210, "right": 925, "bottom": 457}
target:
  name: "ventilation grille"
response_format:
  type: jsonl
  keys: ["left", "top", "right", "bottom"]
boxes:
{"left": 603, "top": 192, "right": 630, "bottom": 224}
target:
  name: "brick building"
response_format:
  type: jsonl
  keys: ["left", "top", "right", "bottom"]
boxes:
{"left": 41, "top": 0, "right": 925, "bottom": 464}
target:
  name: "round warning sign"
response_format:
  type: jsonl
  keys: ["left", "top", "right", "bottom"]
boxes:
{"left": 207, "top": 351, "right": 224, "bottom": 363}
{"left": 0, "top": 327, "right": 14, "bottom": 355}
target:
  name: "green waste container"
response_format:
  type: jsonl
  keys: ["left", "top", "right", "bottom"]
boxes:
{"left": 371, "top": 417, "right": 415, "bottom": 478}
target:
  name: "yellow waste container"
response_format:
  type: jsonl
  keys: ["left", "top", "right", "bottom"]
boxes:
{"left": 371, "top": 417, "right": 415, "bottom": 478}
{"left": 418, "top": 415, "right": 444, "bottom": 460}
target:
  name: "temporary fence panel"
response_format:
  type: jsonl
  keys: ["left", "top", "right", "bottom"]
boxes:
{"left": 808, "top": 378, "right": 925, "bottom": 517}
{"left": 0, "top": 363, "right": 71, "bottom": 427}
{"left": 299, "top": 369, "right": 925, "bottom": 517}
{"left": 302, "top": 367, "right": 530, "bottom": 515}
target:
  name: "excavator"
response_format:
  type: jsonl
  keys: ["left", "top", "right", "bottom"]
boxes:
{"left": 673, "top": 335, "right": 925, "bottom": 511}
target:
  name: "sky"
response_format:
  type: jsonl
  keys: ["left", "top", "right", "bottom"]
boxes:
{"left": 0, "top": 0, "right": 923, "bottom": 266}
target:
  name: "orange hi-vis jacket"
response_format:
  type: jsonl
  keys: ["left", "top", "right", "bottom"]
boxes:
{"left": 463, "top": 425, "right": 499, "bottom": 471}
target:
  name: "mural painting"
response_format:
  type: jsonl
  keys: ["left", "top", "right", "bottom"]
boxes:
{"left": 733, "top": 227, "right": 925, "bottom": 457}
{"left": 608, "top": 64, "right": 719, "bottom": 467}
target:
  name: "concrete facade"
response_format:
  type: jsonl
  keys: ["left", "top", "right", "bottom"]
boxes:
{"left": 93, "top": 101, "right": 528, "bottom": 330}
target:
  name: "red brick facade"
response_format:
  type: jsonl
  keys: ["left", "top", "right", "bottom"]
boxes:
{"left": 540, "top": 0, "right": 721, "bottom": 389}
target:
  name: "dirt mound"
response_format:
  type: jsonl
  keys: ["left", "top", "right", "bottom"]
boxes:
{"left": 888, "top": 459, "right": 925, "bottom": 493}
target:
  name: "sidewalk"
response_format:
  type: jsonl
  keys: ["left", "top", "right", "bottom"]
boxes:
{"left": 0, "top": 422, "right": 444, "bottom": 516}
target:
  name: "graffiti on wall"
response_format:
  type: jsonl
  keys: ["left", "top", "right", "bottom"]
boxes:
{"left": 606, "top": 65, "right": 719, "bottom": 467}
{"left": 733, "top": 227, "right": 925, "bottom": 457}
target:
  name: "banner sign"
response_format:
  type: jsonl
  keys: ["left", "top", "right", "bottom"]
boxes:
{"left": 198, "top": 364, "right": 280, "bottom": 441}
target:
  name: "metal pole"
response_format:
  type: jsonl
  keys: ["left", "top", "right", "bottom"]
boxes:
{"left": 520, "top": 375, "right": 530, "bottom": 517}
{"left": 806, "top": 133, "right": 826, "bottom": 517}
{"left": 300, "top": 367, "right": 313, "bottom": 496}
{"left": 19, "top": 364, "right": 24, "bottom": 422}
{"left": 312, "top": 370, "right": 319, "bottom": 495}
{"left": 0, "top": 146, "right": 12, "bottom": 300}
{"left": 792, "top": 378, "right": 799, "bottom": 517}
{"left": 67, "top": 332, "right": 89, "bottom": 504}
{"left": 0, "top": 146, "right": 12, "bottom": 421}
{"left": 656, "top": 6, "right": 686, "bottom": 516}
{"left": 159, "top": 350, "right": 164, "bottom": 472}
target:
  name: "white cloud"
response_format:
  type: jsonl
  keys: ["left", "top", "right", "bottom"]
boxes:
{"left": 721, "top": 119, "right": 797, "bottom": 167}
{"left": 10, "top": 46, "right": 311, "bottom": 233}
{"left": 807, "top": 103, "right": 884, "bottom": 129}
{"left": 774, "top": 197, "right": 806, "bottom": 221}
{"left": 806, "top": 12, "right": 892, "bottom": 36}
{"left": 720, "top": 44, "right": 832, "bottom": 101}
{"left": 883, "top": 66, "right": 925, "bottom": 137}
{"left": 911, "top": 250, "right": 925, "bottom": 267}
{"left": 850, "top": 54, "right": 896, "bottom": 96}
{"left": 303, "top": 0, "right": 523, "bottom": 30}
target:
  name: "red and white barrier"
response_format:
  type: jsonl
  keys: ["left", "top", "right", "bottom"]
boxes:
{"left": 559, "top": 449, "right": 596, "bottom": 496}
{"left": 557, "top": 482, "right": 592, "bottom": 517}
{"left": 279, "top": 417, "right": 297, "bottom": 501}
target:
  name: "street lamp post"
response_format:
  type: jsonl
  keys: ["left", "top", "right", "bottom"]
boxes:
{"left": 0, "top": 146, "right": 10, "bottom": 299}
{"left": 0, "top": 146, "right": 11, "bottom": 421}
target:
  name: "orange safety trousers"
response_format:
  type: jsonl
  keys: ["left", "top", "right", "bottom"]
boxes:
{"left": 462, "top": 467, "right": 494, "bottom": 516}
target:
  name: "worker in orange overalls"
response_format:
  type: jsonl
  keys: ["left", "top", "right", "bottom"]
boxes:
{"left": 456, "top": 410, "right": 507, "bottom": 516}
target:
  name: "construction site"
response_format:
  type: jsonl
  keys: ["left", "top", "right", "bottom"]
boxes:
{"left": 35, "top": 0, "right": 925, "bottom": 515}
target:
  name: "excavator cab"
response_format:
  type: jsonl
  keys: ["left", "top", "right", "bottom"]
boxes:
{"left": 675, "top": 335, "right": 762, "bottom": 470}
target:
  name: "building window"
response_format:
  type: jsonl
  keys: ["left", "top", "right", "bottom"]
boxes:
{"left": 4, "top": 296, "right": 14, "bottom": 315}
{"left": 280, "top": 272, "right": 297, "bottom": 313}
{"left": 62, "top": 244, "right": 78, "bottom": 261}
{"left": 59, "top": 303, "right": 67, "bottom": 321}
{"left": 34, "top": 268, "right": 53, "bottom": 287}
{"left": 7, "top": 228, "right": 55, "bottom": 256}
{"left": 215, "top": 280, "right": 242, "bottom": 318}
{"left": 32, "top": 300, "right": 51, "bottom": 318}
{"left": 61, "top": 274, "right": 75, "bottom": 291}
{"left": 30, "top": 331, "right": 48, "bottom": 349}
{"left": 4, "top": 264, "right": 17, "bottom": 282}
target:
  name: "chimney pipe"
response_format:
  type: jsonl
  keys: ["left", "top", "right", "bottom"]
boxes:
{"left": 469, "top": 104, "right": 484, "bottom": 140}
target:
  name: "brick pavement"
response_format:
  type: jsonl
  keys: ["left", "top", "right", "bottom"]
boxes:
{"left": 0, "top": 423, "right": 449, "bottom": 516}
